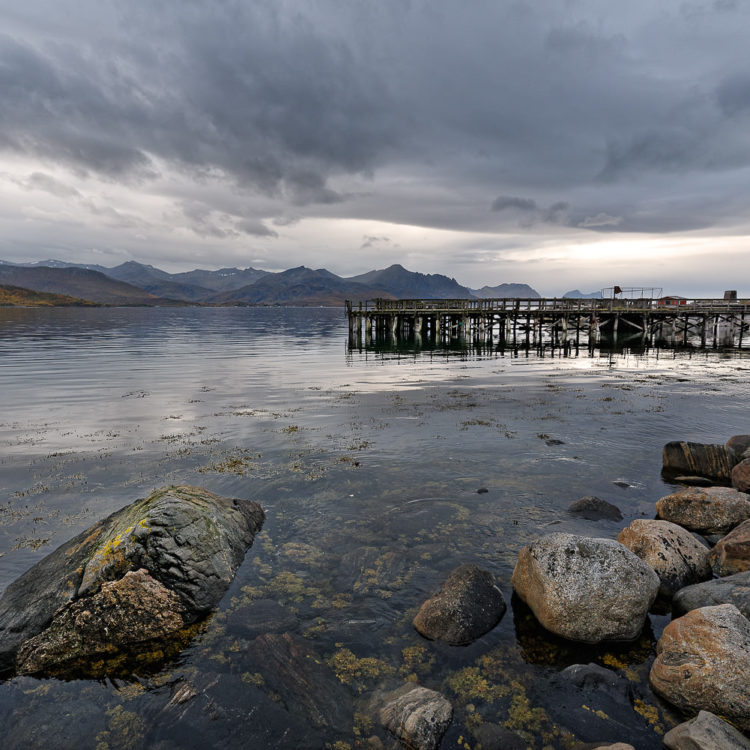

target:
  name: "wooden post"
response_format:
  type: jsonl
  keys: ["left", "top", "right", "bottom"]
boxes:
{"left": 740, "top": 311, "right": 746, "bottom": 349}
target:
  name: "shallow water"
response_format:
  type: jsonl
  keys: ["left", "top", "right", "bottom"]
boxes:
{"left": 0, "top": 307, "right": 748, "bottom": 748}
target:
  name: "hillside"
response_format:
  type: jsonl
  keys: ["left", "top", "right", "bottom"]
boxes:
{"left": 0, "top": 259, "right": 267, "bottom": 301}
{"left": 471, "top": 283, "right": 540, "bottom": 298}
{"left": 348, "top": 264, "right": 473, "bottom": 299}
{"left": 563, "top": 289, "right": 602, "bottom": 299}
{"left": 102, "top": 262, "right": 214, "bottom": 302}
{"left": 0, "top": 265, "right": 180, "bottom": 305}
{"left": 0, "top": 284, "right": 99, "bottom": 307}
{"left": 0, "top": 258, "right": 546, "bottom": 305}
{"left": 171, "top": 267, "right": 270, "bottom": 293}
{"left": 210, "top": 266, "right": 395, "bottom": 306}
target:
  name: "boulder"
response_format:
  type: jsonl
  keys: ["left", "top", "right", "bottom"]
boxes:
{"left": 16, "top": 569, "right": 189, "bottom": 677}
{"left": 511, "top": 533, "right": 659, "bottom": 643}
{"left": 655, "top": 486, "right": 750, "bottom": 535}
{"left": 0, "top": 485, "right": 264, "bottom": 677}
{"left": 663, "top": 710, "right": 750, "bottom": 750}
{"left": 412, "top": 564, "right": 506, "bottom": 645}
{"left": 617, "top": 519, "right": 711, "bottom": 597}
{"left": 727, "top": 435, "right": 750, "bottom": 462}
{"left": 732, "top": 458, "right": 750, "bottom": 493}
{"left": 567, "top": 496, "right": 623, "bottom": 521}
{"left": 673, "top": 570, "right": 750, "bottom": 619}
{"left": 649, "top": 604, "right": 750, "bottom": 730}
{"left": 377, "top": 684, "right": 453, "bottom": 750}
{"left": 662, "top": 441, "right": 735, "bottom": 482}
{"left": 709, "top": 519, "right": 750, "bottom": 577}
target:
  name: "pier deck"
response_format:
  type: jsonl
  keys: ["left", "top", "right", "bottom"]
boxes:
{"left": 345, "top": 297, "right": 750, "bottom": 349}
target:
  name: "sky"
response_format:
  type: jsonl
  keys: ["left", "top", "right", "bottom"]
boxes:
{"left": 0, "top": 0, "right": 749, "bottom": 296}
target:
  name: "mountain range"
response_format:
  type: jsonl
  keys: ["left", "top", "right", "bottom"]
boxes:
{"left": 0, "top": 259, "right": 541, "bottom": 306}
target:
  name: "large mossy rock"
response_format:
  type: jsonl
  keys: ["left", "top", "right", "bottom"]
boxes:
{"left": 649, "top": 604, "right": 750, "bottom": 730}
{"left": 655, "top": 486, "right": 750, "bottom": 535}
{"left": 662, "top": 441, "right": 735, "bottom": 482}
{"left": 412, "top": 564, "right": 506, "bottom": 646}
{"left": 0, "top": 485, "right": 264, "bottom": 677}
{"left": 511, "top": 533, "right": 659, "bottom": 643}
{"left": 617, "top": 519, "right": 711, "bottom": 597}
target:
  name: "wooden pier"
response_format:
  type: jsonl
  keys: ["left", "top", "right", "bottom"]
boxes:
{"left": 345, "top": 297, "right": 750, "bottom": 350}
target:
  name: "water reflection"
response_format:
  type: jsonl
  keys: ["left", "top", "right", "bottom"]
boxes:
{"left": 348, "top": 328, "right": 749, "bottom": 363}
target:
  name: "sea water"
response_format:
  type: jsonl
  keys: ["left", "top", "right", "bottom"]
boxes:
{"left": 0, "top": 306, "right": 748, "bottom": 748}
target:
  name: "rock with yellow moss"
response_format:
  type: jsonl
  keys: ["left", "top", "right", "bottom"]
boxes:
{"left": 0, "top": 485, "right": 264, "bottom": 677}
{"left": 16, "top": 568, "right": 189, "bottom": 677}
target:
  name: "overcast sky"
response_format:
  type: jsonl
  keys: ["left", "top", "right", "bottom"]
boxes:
{"left": 1, "top": 0, "right": 748, "bottom": 296}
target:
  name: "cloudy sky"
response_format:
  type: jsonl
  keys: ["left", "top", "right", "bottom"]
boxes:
{"left": 1, "top": 0, "right": 749, "bottom": 296}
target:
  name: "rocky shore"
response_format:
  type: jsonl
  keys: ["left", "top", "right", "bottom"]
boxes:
{"left": 1, "top": 435, "right": 750, "bottom": 748}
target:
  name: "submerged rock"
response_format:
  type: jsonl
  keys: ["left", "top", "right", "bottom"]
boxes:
{"left": 662, "top": 441, "right": 735, "bottom": 482}
{"left": 663, "top": 710, "right": 750, "bottom": 750}
{"left": 732, "top": 458, "right": 750, "bottom": 493}
{"left": 470, "top": 723, "right": 526, "bottom": 750}
{"left": 567, "top": 496, "right": 623, "bottom": 521}
{"left": 377, "top": 684, "right": 453, "bottom": 750}
{"left": 0, "top": 485, "right": 264, "bottom": 677}
{"left": 649, "top": 604, "right": 750, "bottom": 730}
{"left": 227, "top": 599, "right": 299, "bottom": 640}
{"left": 617, "top": 519, "right": 711, "bottom": 597}
{"left": 511, "top": 533, "right": 659, "bottom": 643}
{"left": 412, "top": 564, "right": 506, "bottom": 645}
{"left": 543, "top": 664, "right": 660, "bottom": 748}
{"left": 248, "top": 632, "right": 352, "bottom": 731}
{"left": 673, "top": 570, "right": 750, "bottom": 619}
{"left": 708, "top": 519, "right": 750, "bottom": 577}
{"left": 158, "top": 669, "right": 332, "bottom": 749}
{"left": 655, "top": 486, "right": 750, "bottom": 535}
{"left": 336, "top": 546, "right": 412, "bottom": 596}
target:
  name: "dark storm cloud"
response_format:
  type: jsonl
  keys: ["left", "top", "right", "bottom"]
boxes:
{"left": 0, "top": 4, "right": 397, "bottom": 198}
{"left": 491, "top": 196, "right": 538, "bottom": 213}
{"left": 491, "top": 196, "right": 570, "bottom": 227}
{"left": 1, "top": 0, "right": 750, "bottom": 247}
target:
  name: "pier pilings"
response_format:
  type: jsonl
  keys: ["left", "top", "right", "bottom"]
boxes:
{"left": 345, "top": 297, "right": 750, "bottom": 351}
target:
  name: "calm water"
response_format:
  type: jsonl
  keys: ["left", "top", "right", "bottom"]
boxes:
{"left": 0, "top": 307, "right": 748, "bottom": 749}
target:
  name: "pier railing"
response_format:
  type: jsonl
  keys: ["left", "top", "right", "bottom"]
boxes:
{"left": 345, "top": 297, "right": 750, "bottom": 315}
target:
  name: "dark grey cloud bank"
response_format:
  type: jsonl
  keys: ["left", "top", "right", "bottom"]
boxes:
{"left": 0, "top": 0, "right": 749, "bottom": 291}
